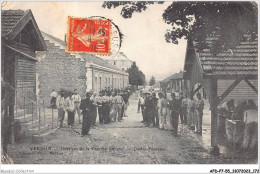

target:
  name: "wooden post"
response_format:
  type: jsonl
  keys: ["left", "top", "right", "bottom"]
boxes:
{"left": 210, "top": 78, "right": 220, "bottom": 155}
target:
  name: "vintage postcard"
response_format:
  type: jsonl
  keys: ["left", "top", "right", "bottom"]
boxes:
{"left": 1, "top": 1, "right": 259, "bottom": 173}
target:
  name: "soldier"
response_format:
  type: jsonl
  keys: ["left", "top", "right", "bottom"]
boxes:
{"left": 169, "top": 93, "right": 180, "bottom": 136}
{"left": 114, "top": 91, "right": 124, "bottom": 122}
{"left": 179, "top": 92, "right": 187, "bottom": 124}
{"left": 152, "top": 92, "right": 159, "bottom": 127}
{"left": 143, "top": 92, "right": 149, "bottom": 126}
{"left": 122, "top": 90, "right": 129, "bottom": 117}
{"left": 195, "top": 93, "right": 204, "bottom": 134}
{"left": 97, "top": 91, "right": 104, "bottom": 124}
{"left": 187, "top": 94, "right": 196, "bottom": 130}
{"left": 160, "top": 93, "right": 168, "bottom": 130}
{"left": 56, "top": 90, "right": 65, "bottom": 129}
{"left": 102, "top": 91, "right": 110, "bottom": 124}
{"left": 72, "top": 89, "right": 82, "bottom": 124}
{"left": 65, "top": 92, "right": 75, "bottom": 128}
{"left": 90, "top": 92, "right": 98, "bottom": 126}
{"left": 80, "top": 93, "right": 92, "bottom": 136}
{"left": 144, "top": 92, "right": 154, "bottom": 127}
{"left": 140, "top": 92, "right": 145, "bottom": 123}
{"left": 137, "top": 91, "right": 142, "bottom": 113}
{"left": 120, "top": 91, "right": 126, "bottom": 119}
{"left": 157, "top": 93, "right": 163, "bottom": 129}
{"left": 109, "top": 91, "right": 116, "bottom": 122}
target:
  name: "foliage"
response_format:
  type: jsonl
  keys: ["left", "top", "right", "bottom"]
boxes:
{"left": 126, "top": 62, "right": 146, "bottom": 86}
{"left": 103, "top": 1, "right": 257, "bottom": 53}
{"left": 102, "top": 1, "right": 164, "bottom": 18}
{"left": 149, "top": 76, "right": 156, "bottom": 86}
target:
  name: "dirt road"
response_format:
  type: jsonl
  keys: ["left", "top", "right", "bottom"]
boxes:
{"left": 7, "top": 95, "right": 257, "bottom": 164}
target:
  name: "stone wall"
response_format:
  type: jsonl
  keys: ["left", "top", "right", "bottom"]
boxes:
{"left": 36, "top": 40, "right": 86, "bottom": 106}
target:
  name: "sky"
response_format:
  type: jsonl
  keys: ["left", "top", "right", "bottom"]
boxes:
{"left": 3, "top": 1, "right": 187, "bottom": 81}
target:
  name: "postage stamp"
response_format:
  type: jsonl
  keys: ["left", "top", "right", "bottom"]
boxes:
{"left": 67, "top": 16, "right": 111, "bottom": 54}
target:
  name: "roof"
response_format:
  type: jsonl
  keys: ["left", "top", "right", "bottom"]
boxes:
{"left": 109, "top": 52, "right": 133, "bottom": 61}
{"left": 2, "top": 10, "right": 27, "bottom": 36}
{"left": 161, "top": 71, "right": 183, "bottom": 83}
{"left": 2, "top": 9, "right": 46, "bottom": 51}
{"left": 185, "top": 35, "right": 258, "bottom": 77}
{"left": 81, "top": 53, "right": 129, "bottom": 74}
{"left": 41, "top": 32, "right": 128, "bottom": 75}
{"left": 41, "top": 31, "right": 66, "bottom": 47}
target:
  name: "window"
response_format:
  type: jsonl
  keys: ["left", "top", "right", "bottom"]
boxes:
{"left": 95, "top": 77, "right": 98, "bottom": 91}
{"left": 100, "top": 77, "right": 102, "bottom": 91}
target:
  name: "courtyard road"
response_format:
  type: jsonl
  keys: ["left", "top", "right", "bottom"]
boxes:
{"left": 7, "top": 95, "right": 257, "bottom": 164}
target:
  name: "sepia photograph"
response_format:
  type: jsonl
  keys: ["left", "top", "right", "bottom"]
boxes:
{"left": 0, "top": 0, "right": 259, "bottom": 173}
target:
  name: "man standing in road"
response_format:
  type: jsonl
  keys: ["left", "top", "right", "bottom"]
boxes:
{"left": 140, "top": 92, "right": 145, "bottom": 123}
{"left": 179, "top": 92, "right": 187, "bottom": 124}
{"left": 65, "top": 92, "right": 75, "bottom": 128}
{"left": 137, "top": 91, "right": 142, "bottom": 113}
{"left": 56, "top": 90, "right": 65, "bottom": 129}
{"left": 80, "top": 92, "right": 92, "bottom": 136}
{"left": 114, "top": 91, "right": 124, "bottom": 122}
{"left": 169, "top": 93, "right": 180, "bottom": 136}
{"left": 102, "top": 91, "right": 110, "bottom": 124}
{"left": 90, "top": 92, "right": 98, "bottom": 126}
{"left": 195, "top": 93, "right": 204, "bottom": 134}
{"left": 152, "top": 92, "right": 159, "bottom": 127}
{"left": 72, "top": 89, "right": 82, "bottom": 124}
{"left": 187, "top": 94, "right": 195, "bottom": 130}
{"left": 144, "top": 92, "right": 154, "bottom": 127}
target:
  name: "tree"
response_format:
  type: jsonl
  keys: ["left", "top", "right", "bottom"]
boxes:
{"left": 126, "top": 62, "right": 146, "bottom": 86}
{"left": 149, "top": 76, "right": 156, "bottom": 86}
{"left": 103, "top": 1, "right": 257, "bottom": 53}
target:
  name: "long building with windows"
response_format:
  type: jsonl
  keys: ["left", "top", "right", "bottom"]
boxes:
{"left": 36, "top": 32, "right": 129, "bottom": 102}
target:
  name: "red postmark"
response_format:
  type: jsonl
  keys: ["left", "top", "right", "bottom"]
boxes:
{"left": 67, "top": 17, "right": 111, "bottom": 54}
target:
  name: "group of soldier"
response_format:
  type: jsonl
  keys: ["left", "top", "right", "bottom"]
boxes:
{"left": 51, "top": 88, "right": 130, "bottom": 136}
{"left": 138, "top": 90, "right": 204, "bottom": 136}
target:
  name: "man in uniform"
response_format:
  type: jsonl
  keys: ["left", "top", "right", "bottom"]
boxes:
{"left": 140, "top": 92, "right": 145, "bottom": 123}
{"left": 144, "top": 92, "right": 154, "bottom": 127}
{"left": 72, "top": 89, "right": 82, "bottom": 124}
{"left": 152, "top": 92, "right": 159, "bottom": 127}
{"left": 187, "top": 94, "right": 195, "bottom": 130}
{"left": 169, "top": 93, "right": 180, "bottom": 136}
{"left": 80, "top": 93, "right": 92, "bottom": 136}
{"left": 114, "top": 91, "right": 124, "bottom": 122}
{"left": 195, "top": 93, "right": 204, "bottom": 134}
{"left": 97, "top": 91, "right": 104, "bottom": 124}
{"left": 179, "top": 92, "right": 187, "bottom": 124}
{"left": 102, "top": 91, "right": 110, "bottom": 124}
{"left": 90, "top": 92, "right": 98, "bottom": 126}
{"left": 56, "top": 90, "right": 65, "bottom": 129}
